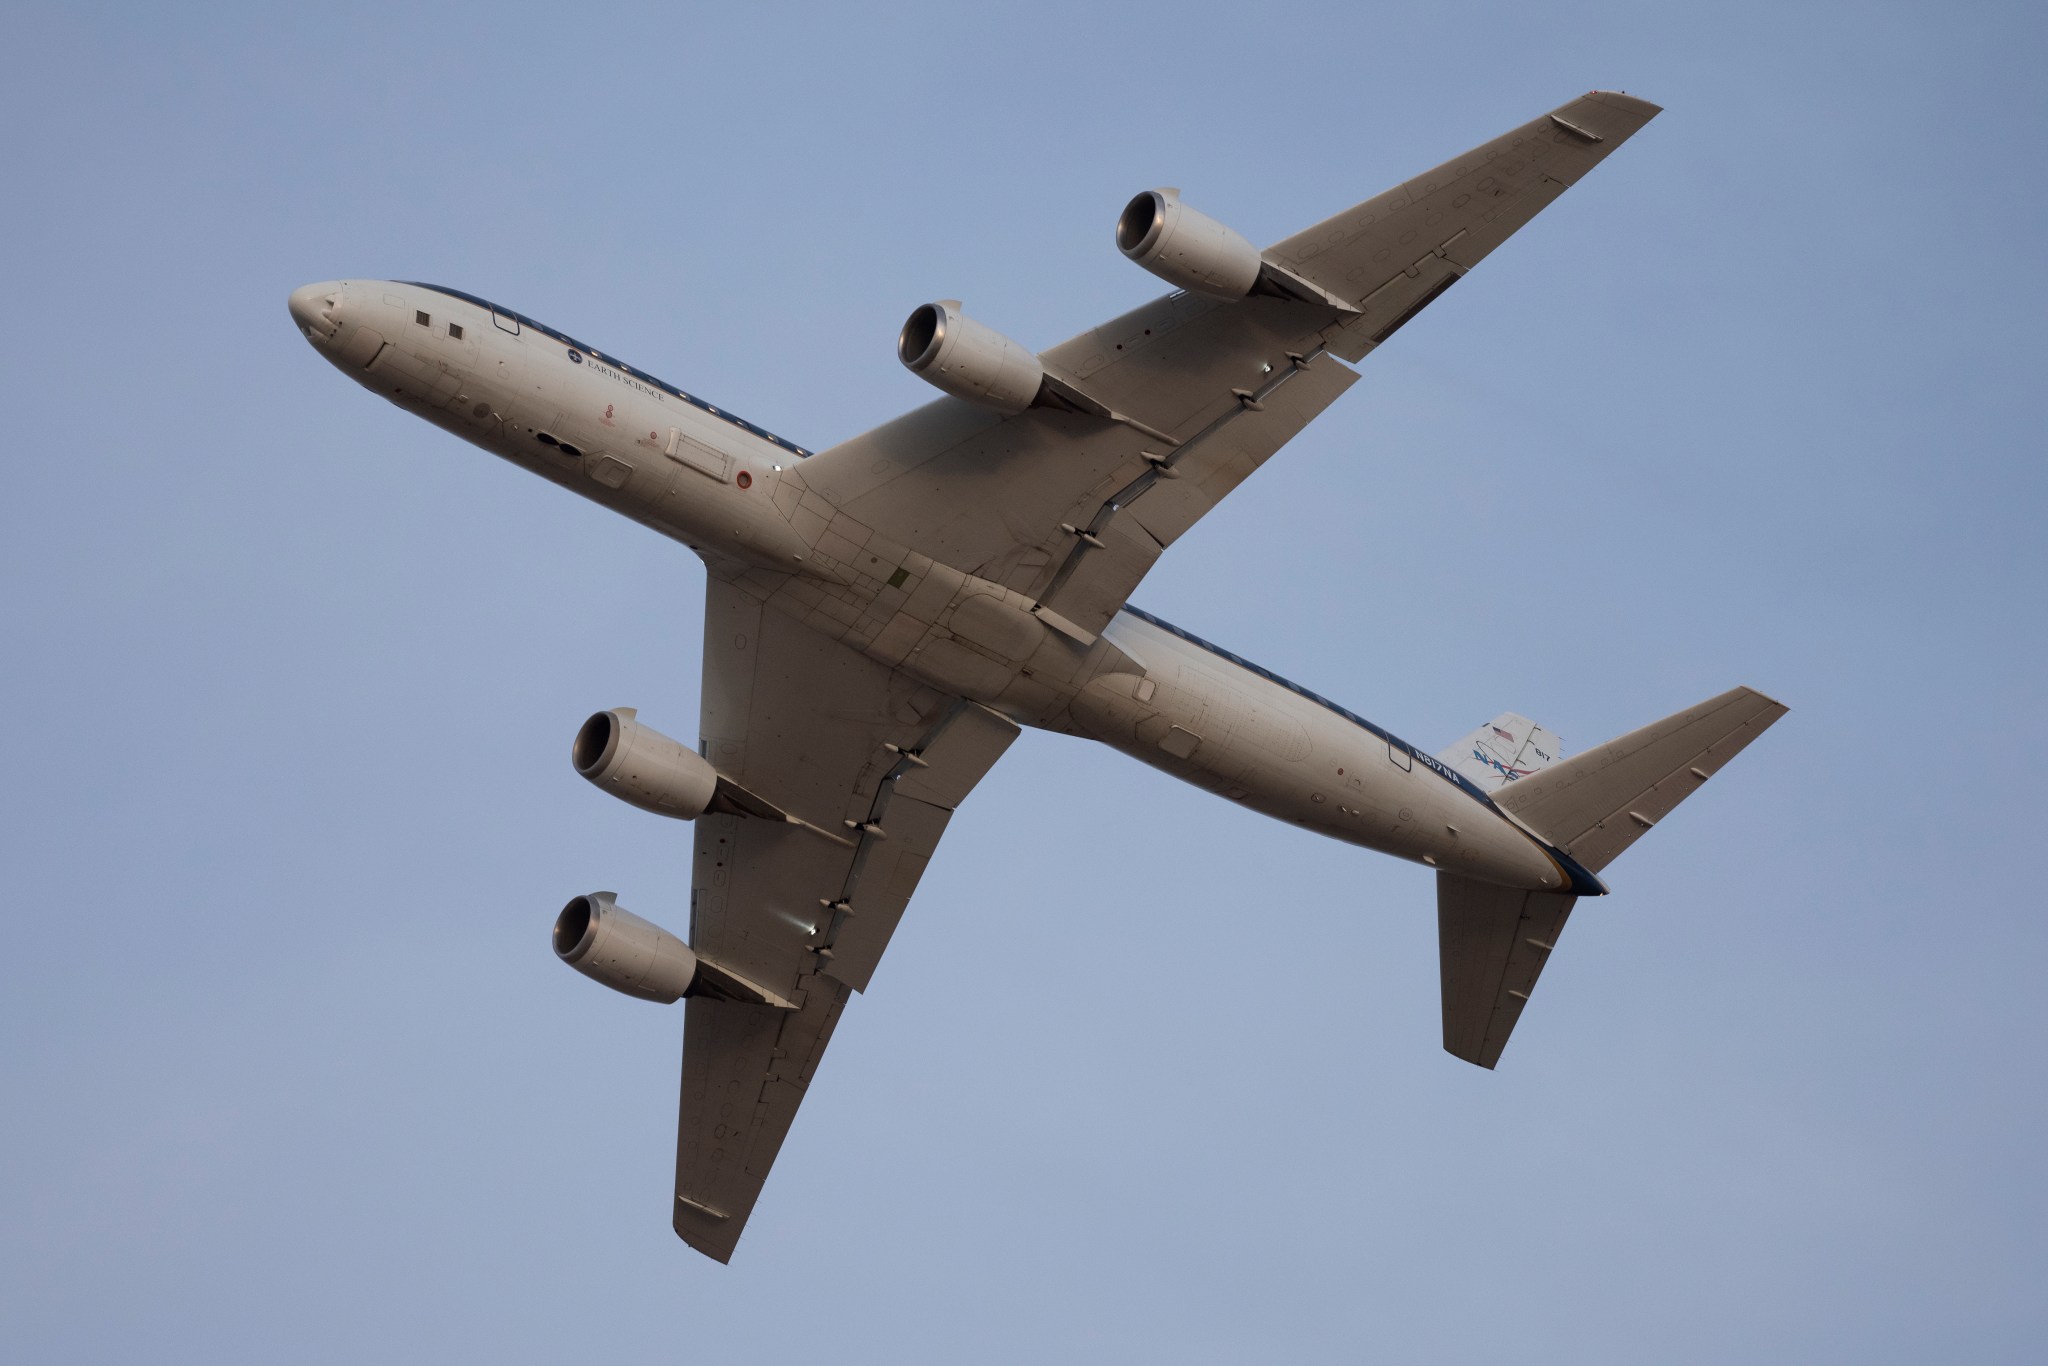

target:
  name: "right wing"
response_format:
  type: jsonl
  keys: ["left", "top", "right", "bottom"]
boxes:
{"left": 675, "top": 576, "right": 1017, "bottom": 1261}
{"left": 799, "top": 92, "right": 1662, "bottom": 638}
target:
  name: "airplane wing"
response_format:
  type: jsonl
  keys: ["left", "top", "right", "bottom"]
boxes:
{"left": 799, "top": 91, "right": 1661, "bottom": 637}
{"left": 673, "top": 575, "right": 1018, "bottom": 1261}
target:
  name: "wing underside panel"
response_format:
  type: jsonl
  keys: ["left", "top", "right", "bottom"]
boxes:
{"left": 1274, "top": 91, "right": 1664, "bottom": 364}
{"left": 674, "top": 979, "right": 851, "bottom": 1262}
{"left": 674, "top": 577, "right": 1016, "bottom": 1260}
{"left": 1027, "top": 349, "right": 1359, "bottom": 633}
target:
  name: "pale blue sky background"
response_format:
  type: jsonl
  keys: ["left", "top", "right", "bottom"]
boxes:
{"left": 3, "top": 2, "right": 2044, "bottom": 1360}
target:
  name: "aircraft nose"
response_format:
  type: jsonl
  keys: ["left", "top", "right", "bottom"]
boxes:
{"left": 288, "top": 281, "right": 343, "bottom": 340}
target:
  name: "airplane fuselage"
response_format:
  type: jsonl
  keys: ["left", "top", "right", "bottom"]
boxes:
{"left": 291, "top": 279, "right": 1595, "bottom": 896}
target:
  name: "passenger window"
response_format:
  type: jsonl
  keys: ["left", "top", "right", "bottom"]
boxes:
{"left": 447, "top": 323, "right": 463, "bottom": 339}
{"left": 415, "top": 310, "right": 430, "bottom": 326}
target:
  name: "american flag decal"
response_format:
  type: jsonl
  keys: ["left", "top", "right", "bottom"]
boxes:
{"left": 1492, "top": 726, "right": 1516, "bottom": 742}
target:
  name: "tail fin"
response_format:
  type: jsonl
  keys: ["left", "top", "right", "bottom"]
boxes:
{"left": 1437, "top": 712, "right": 1562, "bottom": 792}
{"left": 1438, "top": 686, "right": 1788, "bottom": 1068}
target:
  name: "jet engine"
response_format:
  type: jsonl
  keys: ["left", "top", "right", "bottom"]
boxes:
{"left": 573, "top": 708, "right": 719, "bottom": 819}
{"left": 898, "top": 300, "right": 1045, "bottom": 413}
{"left": 1115, "top": 188, "right": 1263, "bottom": 300}
{"left": 553, "top": 892, "right": 699, "bottom": 1003}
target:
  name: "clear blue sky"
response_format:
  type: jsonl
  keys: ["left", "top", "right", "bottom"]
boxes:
{"left": 3, "top": 2, "right": 2044, "bottom": 1360}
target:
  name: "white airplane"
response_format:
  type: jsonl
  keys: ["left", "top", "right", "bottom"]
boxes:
{"left": 290, "top": 91, "right": 1783, "bottom": 1262}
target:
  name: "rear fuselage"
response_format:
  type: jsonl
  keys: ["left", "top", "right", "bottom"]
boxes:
{"left": 290, "top": 279, "right": 1589, "bottom": 895}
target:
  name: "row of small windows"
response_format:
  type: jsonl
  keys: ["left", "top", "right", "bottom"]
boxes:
{"left": 397, "top": 282, "right": 812, "bottom": 458}
{"left": 414, "top": 309, "right": 463, "bottom": 340}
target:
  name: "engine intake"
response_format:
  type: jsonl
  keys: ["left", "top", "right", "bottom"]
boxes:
{"left": 1115, "top": 188, "right": 1263, "bottom": 300}
{"left": 553, "top": 892, "right": 700, "bottom": 1003}
{"left": 573, "top": 708, "right": 720, "bottom": 820}
{"left": 898, "top": 301, "right": 1045, "bottom": 413}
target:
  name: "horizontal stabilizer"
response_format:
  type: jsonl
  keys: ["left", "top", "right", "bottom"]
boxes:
{"left": 1494, "top": 686, "right": 1786, "bottom": 872}
{"left": 1439, "top": 873, "right": 1576, "bottom": 1068}
{"left": 1437, "top": 712, "right": 1562, "bottom": 792}
{"left": 1441, "top": 687, "right": 1785, "bottom": 1069}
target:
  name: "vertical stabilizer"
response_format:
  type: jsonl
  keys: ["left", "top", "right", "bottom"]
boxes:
{"left": 1437, "top": 713, "right": 1562, "bottom": 792}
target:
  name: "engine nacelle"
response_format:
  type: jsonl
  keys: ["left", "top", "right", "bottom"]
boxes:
{"left": 553, "top": 892, "right": 699, "bottom": 1003}
{"left": 573, "top": 708, "right": 719, "bottom": 820}
{"left": 898, "top": 300, "right": 1045, "bottom": 414}
{"left": 1115, "top": 188, "right": 1263, "bottom": 300}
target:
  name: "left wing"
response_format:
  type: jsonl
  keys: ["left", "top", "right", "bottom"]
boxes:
{"left": 798, "top": 91, "right": 1662, "bottom": 637}
{"left": 674, "top": 575, "right": 1017, "bottom": 1261}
